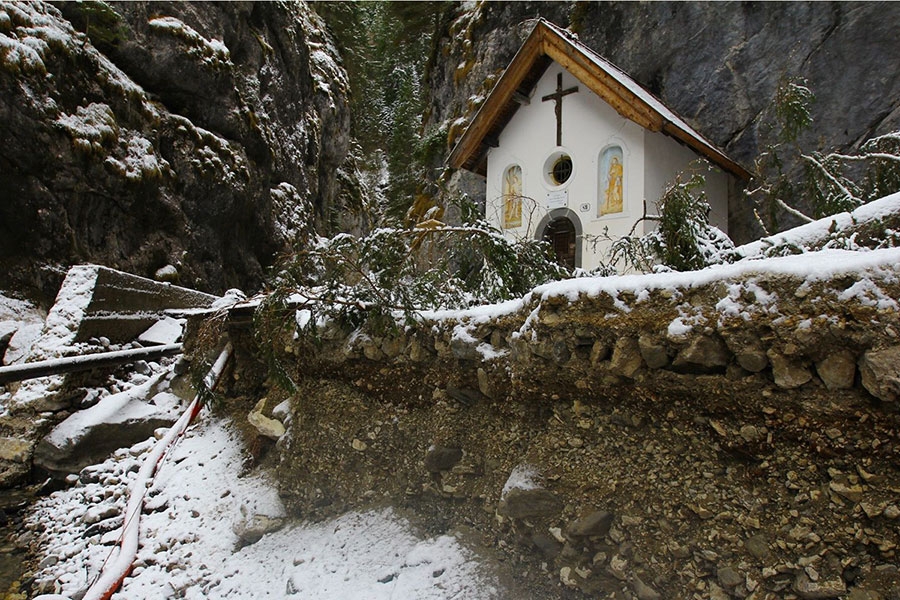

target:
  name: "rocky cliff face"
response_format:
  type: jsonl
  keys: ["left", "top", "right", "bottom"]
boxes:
{"left": 0, "top": 1, "right": 361, "bottom": 301}
{"left": 427, "top": 2, "right": 900, "bottom": 242}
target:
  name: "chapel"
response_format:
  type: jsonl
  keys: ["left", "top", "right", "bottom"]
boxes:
{"left": 448, "top": 19, "right": 751, "bottom": 271}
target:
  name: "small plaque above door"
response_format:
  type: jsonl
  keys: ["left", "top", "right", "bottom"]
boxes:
{"left": 546, "top": 189, "right": 568, "bottom": 209}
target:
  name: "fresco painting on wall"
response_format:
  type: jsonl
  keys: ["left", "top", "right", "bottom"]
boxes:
{"left": 599, "top": 146, "right": 624, "bottom": 217}
{"left": 503, "top": 164, "right": 523, "bottom": 228}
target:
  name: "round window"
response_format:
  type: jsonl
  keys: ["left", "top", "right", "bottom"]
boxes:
{"left": 551, "top": 155, "right": 573, "bottom": 185}
{"left": 542, "top": 151, "right": 575, "bottom": 188}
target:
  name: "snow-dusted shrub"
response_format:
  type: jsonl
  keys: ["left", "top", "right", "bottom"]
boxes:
{"left": 596, "top": 169, "right": 736, "bottom": 274}
{"left": 254, "top": 198, "right": 567, "bottom": 388}
{"left": 749, "top": 77, "right": 900, "bottom": 233}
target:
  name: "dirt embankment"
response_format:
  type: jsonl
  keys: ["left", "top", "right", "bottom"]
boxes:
{"left": 213, "top": 254, "right": 900, "bottom": 599}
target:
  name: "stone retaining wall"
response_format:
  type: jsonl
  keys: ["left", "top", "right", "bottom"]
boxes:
{"left": 223, "top": 251, "right": 900, "bottom": 599}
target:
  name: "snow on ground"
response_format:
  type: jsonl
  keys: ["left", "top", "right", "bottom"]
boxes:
{"left": 0, "top": 291, "right": 45, "bottom": 367}
{"left": 27, "top": 415, "right": 499, "bottom": 599}
{"left": 736, "top": 189, "right": 900, "bottom": 257}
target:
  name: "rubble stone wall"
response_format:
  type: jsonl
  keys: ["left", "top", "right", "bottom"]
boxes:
{"left": 225, "top": 253, "right": 900, "bottom": 598}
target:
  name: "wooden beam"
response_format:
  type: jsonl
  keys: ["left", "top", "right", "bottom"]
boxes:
{"left": 541, "top": 34, "right": 663, "bottom": 132}
{"left": 448, "top": 25, "right": 545, "bottom": 170}
{"left": 512, "top": 91, "right": 531, "bottom": 105}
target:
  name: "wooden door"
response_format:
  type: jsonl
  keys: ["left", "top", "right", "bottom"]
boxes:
{"left": 543, "top": 217, "right": 576, "bottom": 270}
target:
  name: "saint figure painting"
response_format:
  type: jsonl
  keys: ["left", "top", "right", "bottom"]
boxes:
{"left": 503, "top": 165, "right": 523, "bottom": 228}
{"left": 599, "top": 146, "right": 624, "bottom": 216}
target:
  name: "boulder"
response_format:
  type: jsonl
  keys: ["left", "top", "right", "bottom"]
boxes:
{"left": 248, "top": 398, "right": 286, "bottom": 440}
{"left": 638, "top": 335, "right": 668, "bottom": 369}
{"left": 499, "top": 488, "right": 563, "bottom": 519}
{"left": 32, "top": 380, "right": 181, "bottom": 479}
{"left": 768, "top": 351, "right": 812, "bottom": 389}
{"left": 672, "top": 335, "right": 730, "bottom": 374}
{"left": 815, "top": 351, "right": 856, "bottom": 390}
{"left": 424, "top": 445, "right": 463, "bottom": 473}
{"left": 859, "top": 346, "right": 900, "bottom": 403}
{"left": 233, "top": 513, "right": 285, "bottom": 548}
{"left": 609, "top": 337, "right": 643, "bottom": 378}
{"left": 566, "top": 510, "right": 615, "bottom": 538}
{"left": 735, "top": 347, "right": 768, "bottom": 373}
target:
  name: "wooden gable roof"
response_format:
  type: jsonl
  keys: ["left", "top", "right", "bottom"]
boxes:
{"left": 447, "top": 19, "right": 751, "bottom": 181}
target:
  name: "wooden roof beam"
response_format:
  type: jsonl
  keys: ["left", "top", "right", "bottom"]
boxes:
{"left": 541, "top": 34, "right": 663, "bottom": 132}
{"left": 512, "top": 91, "right": 531, "bottom": 105}
{"left": 449, "top": 26, "right": 545, "bottom": 170}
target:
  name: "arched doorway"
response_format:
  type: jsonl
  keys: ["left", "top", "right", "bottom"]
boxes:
{"left": 542, "top": 216, "right": 577, "bottom": 270}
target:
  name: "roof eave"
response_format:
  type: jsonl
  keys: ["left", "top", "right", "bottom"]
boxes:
{"left": 447, "top": 19, "right": 751, "bottom": 182}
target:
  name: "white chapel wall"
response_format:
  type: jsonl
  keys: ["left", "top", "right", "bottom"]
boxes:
{"left": 485, "top": 64, "right": 646, "bottom": 271}
{"left": 642, "top": 130, "right": 730, "bottom": 235}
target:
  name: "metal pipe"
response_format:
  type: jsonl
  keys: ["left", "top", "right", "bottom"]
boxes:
{"left": 0, "top": 344, "right": 183, "bottom": 385}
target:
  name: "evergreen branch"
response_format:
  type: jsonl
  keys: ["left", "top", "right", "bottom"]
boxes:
{"left": 774, "top": 197, "right": 814, "bottom": 223}
{"left": 801, "top": 153, "right": 861, "bottom": 205}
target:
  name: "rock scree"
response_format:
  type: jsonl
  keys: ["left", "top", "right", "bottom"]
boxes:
{"left": 208, "top": 249, "right": 900, "bottom": 598}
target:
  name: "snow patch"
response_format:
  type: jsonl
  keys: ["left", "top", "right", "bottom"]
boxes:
{"left": 29, "top": 417, "right": 498, "bottom": 599}
{"left": 501, "top": 464, "right": 539, "bottom": 498}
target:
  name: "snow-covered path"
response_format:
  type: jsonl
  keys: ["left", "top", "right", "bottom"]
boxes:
{"left": 27, "top": 418, "right": 499, "bottom": 599}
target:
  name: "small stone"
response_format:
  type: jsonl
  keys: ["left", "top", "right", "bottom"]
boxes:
{"left": 824, "top": 428, "right": 842, "bottom": 440}
{"left": 133, "top": 360, "right": 152, "bottom": 376}
{"left": 739, "top": 424, "right": 761, "bottom": 443}
{"left": 351, "top": 439, "right": 367, "bottom": 451}
{"left": 559, "top": 566, "right": 577, "bottom": 588}
{"left": 608, "top": 554, "right": 628, "bottom": 580}
{"left": 567, "top": 510, "right": 614, "bottom": 538}
{"left": 567, "top": 437, "right": 584, "bottom": 448}
{"left": 707, "top": 582, "right": 731, "bottom": 600}
{"left": 688, "top": 504, "right": 714, "bottom": 520}
{"left": 549, "top": 526, "right": 566, "bottom": 543}
{"left": 829, "top": 481, "right": 863, "bottom": 503}
{"left": 423, "top": 445, "right": 463, "bottom": 473}
{"left": 883, "top": 505, "right": 899, "bottom": 520}
{"left": 632, "top": 575, "right": 661, "bottom": 600}
{"left": 860, "top": 502, "right": 883, "bottom": 518}
{"left": 744, "top": 534, "right": 771, "bottom": 561}
{"left": 792, "top": 572, "right": 846, "bottom": 598}
{"left": 717, "top": 566, "right": 743, "bottom": 589}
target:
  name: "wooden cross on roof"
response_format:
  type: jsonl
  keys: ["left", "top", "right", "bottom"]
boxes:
{"left": 542, "top": 72, "right": 579, "bottom": 147}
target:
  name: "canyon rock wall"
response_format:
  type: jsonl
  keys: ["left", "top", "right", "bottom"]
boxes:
{"left": 0, "top": 1, "right": 361, "bottom": 301}
{"left": 427, "top": 2, "right": 900, "bottom": 242}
